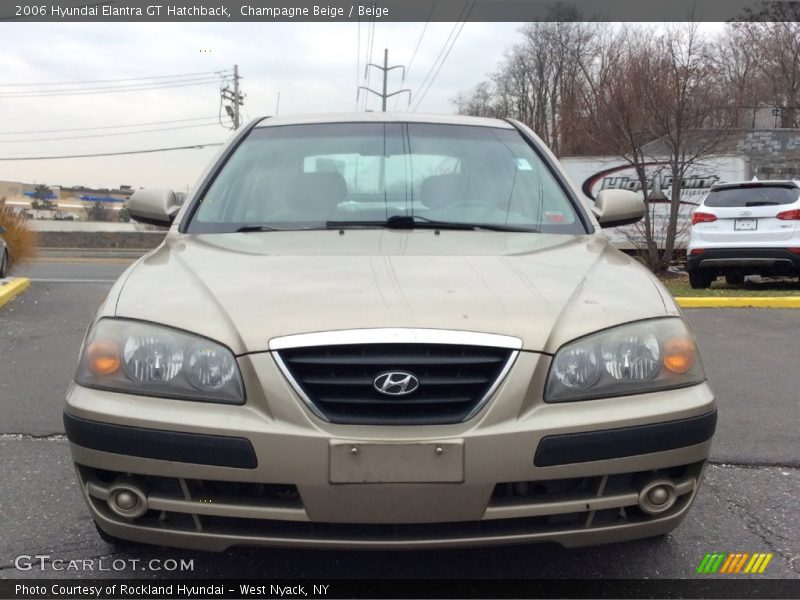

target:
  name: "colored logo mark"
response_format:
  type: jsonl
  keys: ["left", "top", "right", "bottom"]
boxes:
{"left": 696, "top": 552, "right": 773, "bottom": 574}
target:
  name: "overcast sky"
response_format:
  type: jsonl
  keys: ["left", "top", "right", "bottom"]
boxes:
{"left": 0, "top": 22, "right": 524, "bottom": 191}
{"left": 0, "top": 22, "right": 725, "bottom": 192}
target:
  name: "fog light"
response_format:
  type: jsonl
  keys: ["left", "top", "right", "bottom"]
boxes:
{"left": 638, "top": 480, "right": 677, "bottom": 515}
{"left": 647, "top": 486, "right": 670, "bottom": 506}
{"left": 114, "top": 490, "right": 138, "bottom": 510}
{"left": 107, "top": 481, "right": 148, "bottom": 519}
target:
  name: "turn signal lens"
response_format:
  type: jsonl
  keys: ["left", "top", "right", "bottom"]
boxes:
{"left": 663, "top": 337, "right": 696, "bottom": 374}
{"left": 86, "top": 339, "right": 121, "bottom": 375}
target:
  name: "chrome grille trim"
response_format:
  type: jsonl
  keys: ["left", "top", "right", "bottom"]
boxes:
{"left": 269, "top": 328, "right": 523, "bottom": 351}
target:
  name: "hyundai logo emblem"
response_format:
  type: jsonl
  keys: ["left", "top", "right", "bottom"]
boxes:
{"left": 373, "top": 371, "right": 420, "bottom": 396}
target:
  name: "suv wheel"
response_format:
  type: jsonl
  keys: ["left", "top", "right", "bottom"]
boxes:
{"left": 689, "top": 271, "right": 713, "bottom": 289}
{"left": 725, "top": 273, "right": 744, "bottom": 286}
{"left": 0, "top": 250, "right": 8, "bottom": 279}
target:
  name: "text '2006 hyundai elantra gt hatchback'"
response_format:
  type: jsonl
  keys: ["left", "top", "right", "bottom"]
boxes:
{"left": 64, "top": 113, "right": 716, "bottom": 550}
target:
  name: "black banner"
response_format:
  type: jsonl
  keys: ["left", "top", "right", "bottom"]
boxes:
{"left": 1, "top": 0, "right": 799, "bottom": 23}
{"left": 2, "top": 579, "right": 800, "bottom": 599}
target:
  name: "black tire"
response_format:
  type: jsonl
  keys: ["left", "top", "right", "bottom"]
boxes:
{"left": 0, "top": 250, "right": 7, "bottom": 279}
{"left": 725, "top": 273, "right": 744, "bottom": 286}
{"left": 94, "top": 521, "right": 135, "bottom": 548}
{"left": 689, "top": 271, "right": 713, "bottom": 289}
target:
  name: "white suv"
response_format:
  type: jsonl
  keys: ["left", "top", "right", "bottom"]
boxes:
{"left": 686, "top": 180, "right": 800, "bottom": 288}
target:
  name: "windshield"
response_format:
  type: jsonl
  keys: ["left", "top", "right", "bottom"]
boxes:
{"left": 187, "top": 122, "right": 586, "bottom": 234}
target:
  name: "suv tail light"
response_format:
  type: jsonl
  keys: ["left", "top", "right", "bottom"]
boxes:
{"left": 691, "top": 212, "right": 717, "bottom": 225}
{"left": 776, "top": 209, "right": 800, "bottom": 220}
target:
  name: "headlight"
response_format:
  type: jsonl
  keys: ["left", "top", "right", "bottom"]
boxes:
{"left": 76, "top": 319, "right": 244, "bottom": 404}
{"left": 545, "top": 318, "right": 704, "bottom": 402}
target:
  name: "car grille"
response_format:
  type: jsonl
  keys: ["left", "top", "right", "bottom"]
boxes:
{"left": 274, "top": 343, "right": 516, "bottom": 425}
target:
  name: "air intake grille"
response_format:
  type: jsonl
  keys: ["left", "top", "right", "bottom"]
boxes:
{"left": 275, "top": 343, "right": 515, "bottom": 425}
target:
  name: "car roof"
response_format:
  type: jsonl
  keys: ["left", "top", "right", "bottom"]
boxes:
{"left": 252, "top": 112, "right": 515, "bottom": 130}
{"left": 710, "top": 180, "right": 800, "bottom": 191}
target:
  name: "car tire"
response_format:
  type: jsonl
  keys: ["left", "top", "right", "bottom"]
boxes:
{"left": 689, "top": 271, "right": 713, "bottom": 289}
{"left": 725, "top": 273, "right": 744, "bottom": 286}
{"left": 94, "top": 521, "right": 136, "bottom": 548}
{"left": 0, "top": 250, "right": 7, "bottom": 279}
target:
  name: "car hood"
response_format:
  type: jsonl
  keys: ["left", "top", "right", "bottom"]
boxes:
{"left": 113, "top": 230, "right": 670, "bottom": 354}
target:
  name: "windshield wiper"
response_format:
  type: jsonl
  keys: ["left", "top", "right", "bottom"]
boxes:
{"left": 236, "top": 224, "right": 283, "bottom": 232}
{"left": 326, "top": 215, "right": 539, "bottom": 233}
{"left": 235, "top": 224, "right": 329, "bottom": 232}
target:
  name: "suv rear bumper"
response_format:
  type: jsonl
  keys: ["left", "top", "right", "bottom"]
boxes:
{"left": 687, "top": 247, "right": 800, "bottom": 273}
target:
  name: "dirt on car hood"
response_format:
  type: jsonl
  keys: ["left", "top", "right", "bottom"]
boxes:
{"left": 112, "top": 229, "right": 671, "bottom": 355}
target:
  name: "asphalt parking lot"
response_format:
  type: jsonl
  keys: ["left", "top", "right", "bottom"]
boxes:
{"left": 1, "top": 262, "right": 798, "bottom": 586}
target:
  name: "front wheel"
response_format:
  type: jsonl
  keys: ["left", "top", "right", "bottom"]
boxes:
{"left": 0, "top": 250, "right": 8, "bottom": 278}
{"left": 689, "top": 271, "right": 713, "bottom": 289}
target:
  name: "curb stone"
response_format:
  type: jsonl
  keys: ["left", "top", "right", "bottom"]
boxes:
{"left": 0, "top": 278, "right": 30, "bottom": 308}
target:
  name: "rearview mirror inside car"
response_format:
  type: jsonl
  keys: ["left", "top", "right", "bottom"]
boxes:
{"left": 592, "top": 189, "right": 645, "bottom": 228}
{"left": 127, "top": 188, "right": 181, "bottom": 227}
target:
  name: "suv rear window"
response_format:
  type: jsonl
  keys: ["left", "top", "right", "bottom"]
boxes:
{"left": 704, "top": 185, "right": 800, "bottom": 207}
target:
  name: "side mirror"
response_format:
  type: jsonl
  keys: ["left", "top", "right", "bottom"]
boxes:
{"left": 592, "top": 189, "right": 645, "bottom": 228}
{"left": 127, "top": 188, "right": 180, "bottom": 227}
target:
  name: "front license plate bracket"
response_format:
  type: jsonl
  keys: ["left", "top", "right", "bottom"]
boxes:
{"left": 329, "top": 440, "right": 464, "bottom": 483}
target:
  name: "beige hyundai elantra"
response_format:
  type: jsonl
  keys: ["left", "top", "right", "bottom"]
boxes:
{"left": 64, "top": 113, "right": 716, "bottom": 550}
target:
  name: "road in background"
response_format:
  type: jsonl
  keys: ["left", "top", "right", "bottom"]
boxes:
{"left": 0, "top": 268, "right": 798, "bottom": 583}
{"left": 13, "top": 258, "right": 132, "bottom": 284}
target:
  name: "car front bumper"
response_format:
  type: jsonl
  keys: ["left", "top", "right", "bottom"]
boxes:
{"left": 64, "top": 350, "right": 716, "bottom": 550}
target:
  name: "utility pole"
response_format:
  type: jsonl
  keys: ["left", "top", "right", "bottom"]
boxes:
{"left": 359, "top": 49, "right": 411, "bottom": 112}
{"left": 221, "top": 64, "right": 244, "bottom": 129}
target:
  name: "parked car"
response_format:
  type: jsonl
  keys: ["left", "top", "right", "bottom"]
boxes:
{"left": 687, "top": 180, "right": 800, "bottom": 288}
{"left": 0, "top": 226, "right": 8, "bottom": 279}
{"left": 64, "top": 113, "right": 716, "bottom": 551}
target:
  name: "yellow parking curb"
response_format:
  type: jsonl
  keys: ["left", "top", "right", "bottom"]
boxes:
{"left": 0, "top": 277, "right": 30, "bottom": 308}
{"left": 676, "top": 296, "right": 800, "bottom": 308}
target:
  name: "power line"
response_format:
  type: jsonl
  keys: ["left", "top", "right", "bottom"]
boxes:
{"left": 0, "top": 116, "right": 221, "bottom": 136}
{"left": 394, "top": 2, "right": 436, "bottom": 111}
{"left": 408, "top": 6, "right": 467, "bottom": 105}
{"left": 356, "top": 19, "right": 362, "bottom": 109}
{"left": 0, "top": 77, "right": 224, "bottom": 98}
{"left": 0, "top": 70, "right": 232, "bottom": 87}
{"left": 0, "top": 121, "right": 222, "bottom": 144}
{"left": 411, "top": 2, "right": 475, "bottom": 112}
{"left": 0, "top": 142, "right": 225, "bottom": 161}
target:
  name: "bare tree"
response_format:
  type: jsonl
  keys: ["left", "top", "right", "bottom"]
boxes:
{"left": 645, "top": 23, "right": 735, "bottom": 268}
{"left": 577, "top": 27, "right": 669, "bottom": 269}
